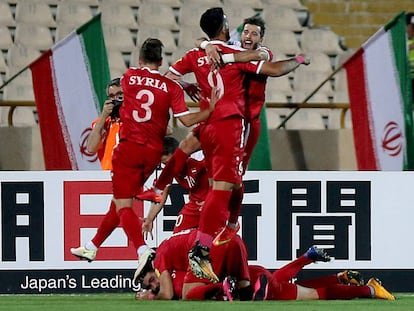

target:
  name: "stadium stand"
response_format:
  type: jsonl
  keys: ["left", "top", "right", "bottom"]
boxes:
{"left": 99, "top": 2, "right": 138, "bottom": 29}
{"left": 0, "top": 1, "right": 16, "bottom": 27}
{"left": 263, "top": 29, "right": 302, "bottom": 56}
{"left": 55, "top": 2, "right": 93, "bottom": 26}
{"left": 261, "top": 6, "right": 304, "bottom": 32}
{"left": 14, "top": 23, "right": 54, "bottom": 51}
{"left": 102, "top": 25, "right": 136, "bottom": 53}
{"left": 137, "top": 2, "right": 179, "bottom": 31}
{"left": 15, "top": 1, "right": 56, "bottom": 28}
{"left": 1, "top": 0, "right": 354, "bottom": 132}
{"left": 0, "top": 25, "right": 13, "bottom": 51}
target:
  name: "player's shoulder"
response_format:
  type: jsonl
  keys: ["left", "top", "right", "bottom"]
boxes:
{"left": 211, "top": 40, "right": 245, "bottom": 53}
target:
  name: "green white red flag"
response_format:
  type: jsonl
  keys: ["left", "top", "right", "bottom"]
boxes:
{"left": 30, "top": 14, "right": 110, "bottom": 170}
{"left": 343, "top": 12, "right": 414, "bottom": 170}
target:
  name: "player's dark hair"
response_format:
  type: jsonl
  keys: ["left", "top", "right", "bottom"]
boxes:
{"left": 106, "top": 77, "right": 121, "bottom": 96}
{"left": 200, "top": 7, "right": 225, "bottom": 38}
{"left": 243, "top": 15, "right": 266, "bottom": 38}
{"left": 139, "top": 38, "right": 163, "bottom": 64}
{"left": 163, "top": 136, "right": 179, "bottom": 156}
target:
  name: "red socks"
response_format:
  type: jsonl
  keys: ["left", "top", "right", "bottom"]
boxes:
{"left": 118, "top": 207, "right": 145, "bottom": 250}
{"left": 228, "top": 186, "right": 244, "bottom": 224}
{"left": 92, "top": 201, "right": 119, "bottom": 247}
{"left": 317, "top": 284, "right": 371, "bottom": 300}
{"left": 198, "top": 189, "right": 232, "bottom": 240}
{"left": 272, "top": 254, "right": 312, "bottom": 282}
{"left": 185, "top": 283, "right": 223, "bottom": 300}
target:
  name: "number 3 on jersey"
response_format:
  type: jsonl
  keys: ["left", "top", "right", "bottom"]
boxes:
{"left": 132, "top": 89, "right": 154, "bottom": 122}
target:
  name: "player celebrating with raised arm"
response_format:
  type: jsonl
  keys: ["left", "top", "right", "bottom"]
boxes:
{"left": 164, "top": 8, "right": 310, "bottom": 283}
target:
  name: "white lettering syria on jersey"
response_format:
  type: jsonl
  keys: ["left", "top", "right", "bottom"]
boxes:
{"left": 197, "top": 56, "right": 210, "bottom": 67}
{"left": 128, "top": 76, "right": 168, "bottom": 92}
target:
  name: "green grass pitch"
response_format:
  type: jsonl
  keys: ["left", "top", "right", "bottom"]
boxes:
{"left": 0, "top": 293, "right": 413, "bottom": 311}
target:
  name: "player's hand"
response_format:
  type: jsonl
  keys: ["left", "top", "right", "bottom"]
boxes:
{"left": 183, "top": 82, "right": 201, "bottom": 102}
{"left": 141, "top": 217, "right": 154, "bottom": 240}
{"left": 205, "top": 44, "right": 222, "bottom": 69}
{"left": 135, "top": 289, "right": 154, "bottom": 300}
{"left": 102, "top": 100, "right": 114, "bottom": 117}
{"left": 295, "top": 54, "right": 311, "bottom": 66}
{"left": 208, "top": 86, "right": 222, "bottom": 112}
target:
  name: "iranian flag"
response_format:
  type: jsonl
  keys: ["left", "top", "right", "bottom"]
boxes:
{"left": 343, "top": 12, "right": 414, "bottom": 170}
{"left": 30, "top": 14, "right": 110, "bottom": 170}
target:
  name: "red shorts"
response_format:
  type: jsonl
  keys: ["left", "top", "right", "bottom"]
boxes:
{"left": 200, "top": 117, "right": 245, "bottom": 184}
{"left": 173, "top": 201, "right": 202, "bottom": 233}
{"left": 111, "top": 140, "right": 162, "bottom": 198}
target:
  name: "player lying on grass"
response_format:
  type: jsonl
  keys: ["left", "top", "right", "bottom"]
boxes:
{"left": 133, "top": 229, "right": 395, "bottom": 301}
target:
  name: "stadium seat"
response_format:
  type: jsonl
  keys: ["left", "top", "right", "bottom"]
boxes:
{"left": 292, "top": 68, "right": 334, "bottom": 96}
{"left": 56, "top": 2, "right": 93, "bottom": 27}
{"left": 300, "top": 28, "right": 344, "bottom": 56}
{"left": 15, "top": 1, "right": 56, "bottom": 28}
{"left": 284, "top": 109, "right": 326, "bottom": 130}
{"left": 102, "top": 25, "right": 136, "bottom": 53}
{"left": 177, "top": 25, "right": 205, "bottom": 51}
{"left": 5, "top": 65, "right": 33, "bottom": 87}
{"left": 262, "top": 0, "right": 307, "bottom": 10}
{"left": 137, "top": 3, "right": 179, "bottom": 31}
{"left": 2, "top": 83, "right": 37, "bottom": 126}
{"left": 262, "top": 7, "right": 303, "bottom": 32}
{"left": 137, "top": 25, "right": 177, "bottom": 53}
{"left": 14, "top": 23, "right": 54, "bottom": 51}
{"left": 0, "top": 25, "right": 13, "bottom": 51}
{"left": 6, "top": 44, "right": 41, "bottom": 68}
{"left": 303, "top": 51, "right": 333, "bottom": 75}
{"left": 333, "top": 69, "right": 349, "bottom": 93}
{"left": 100, "top": 3, "right": 138, "bottom": 29}
{"left": 263, "top": 30, "right": 301, "bottom": 56}
{"left": 141, "top": 0, "right": 182, "bottom": 9}
{"left": 61, "top": 0, "right": 100, "bottom": 6}
{"left": 222, "top": 6, "right": 257, "bottom": 27}
{"left": 179, "top": 4, "right": 215, "bottom": 27}
{"left": 107, "top": 49, "right": 127, "bottom": 74}
{"left": 55, "top": 23, "right": 78, "bottom": 41}
{"left": 222, "top": 0, "right": 264, "bottom": 11}
{"left": 0, "top": 1, "right": 16, "bottom": 27}
{"left": 0, "top": 52, "right": 7, "bottom": 75}
{"left": 180, "top": 0, "right": 222, "bottom": 7}
{"left": 265, "top": 75, "right": 293, "bottom": 100}
{"left": 100, "top": 0, "right": 140, "bottom": 5}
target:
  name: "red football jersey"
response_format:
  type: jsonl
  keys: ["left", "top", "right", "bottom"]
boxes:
{"left": 174, "top": 151, "right": 209, "bottom": 204}
{"left": 170, "top": 42, "right": 264, "bottom": 122}
{"left": 120, "top": 66, "right": 190, "bottom": 152}
{"left": 245, "top": 46, "right": 273, "bottom": 121}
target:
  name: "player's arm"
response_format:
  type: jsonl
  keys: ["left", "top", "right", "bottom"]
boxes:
{"left": 177, "top": 86, "right": 221, "bottom": 127}
{"left": 258, "top": 55, "right": 310, "bottom": 77}
{"left": 155, "top": 270, "right": 174, "bottom": 300}
{"left": 142, "top": 186, "right": 171, "bottom": 239}
{"left": 86, "top": 100, "right": 113, "bottom": 153}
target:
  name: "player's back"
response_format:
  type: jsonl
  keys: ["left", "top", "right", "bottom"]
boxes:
{"left": 120, "top": 66, "right": 187, "bottom": 152}
{"left": 171, "top": 42, "right": 262, "bottom": 121}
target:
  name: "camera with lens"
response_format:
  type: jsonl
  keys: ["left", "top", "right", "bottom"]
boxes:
{"left": 110, "top": 99, "right": 123, "bottom": 119}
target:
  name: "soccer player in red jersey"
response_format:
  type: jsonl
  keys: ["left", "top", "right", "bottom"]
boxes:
{"left": 142, "top": 143, "right": 209, "bottom": 236}
{"left": 110, "top": 38, "right": 218, "bottom": 266}
{"left": 164, "top": 8, "right": 310, "bottom": 283}
{"left": 134, "top": 228, "right": 250, "bottom": 300}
